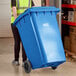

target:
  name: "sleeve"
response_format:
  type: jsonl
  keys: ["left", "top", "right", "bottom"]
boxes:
{"left": 11, "top": 0, "right": 16, "bottom": 7}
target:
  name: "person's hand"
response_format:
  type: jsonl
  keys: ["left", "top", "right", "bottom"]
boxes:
{"left": 15, "top": 16, "right": 17, "bottom": 20}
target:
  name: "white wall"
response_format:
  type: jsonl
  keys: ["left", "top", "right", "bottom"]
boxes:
{"left": 0, "top": 0, "right": 12, "bottom": 37}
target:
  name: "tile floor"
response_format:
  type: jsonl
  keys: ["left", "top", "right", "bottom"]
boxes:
{"left": 0, "top": 38, "right": 76, "bottom": 76}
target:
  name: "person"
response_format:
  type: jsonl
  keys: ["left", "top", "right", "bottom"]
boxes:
{"left": 11, "top": 0, "right": 34, "bottom": 66}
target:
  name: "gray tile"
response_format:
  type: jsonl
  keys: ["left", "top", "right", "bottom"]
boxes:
{"left": 0, "top": 38, "right": 76, "bottom": 76}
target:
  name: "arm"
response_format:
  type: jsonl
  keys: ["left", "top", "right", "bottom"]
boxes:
{"left": 46, "top": 0, "right": 50, "bottom": 6}
{"left": 32, "top": 0, "right": 35, "bottom": 6}
{"left": 12, "top": 6, "right": 17, "bottom": 19}
{"left": 11, "top": 0, "right": 17, "bottom": 20}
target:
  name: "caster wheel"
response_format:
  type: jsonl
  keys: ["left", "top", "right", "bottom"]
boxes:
{"left": 52, "top": 67, "right": 57, "bottom": 70}
{"left": 24, "top": 60, "right": 32, "bottom": 73}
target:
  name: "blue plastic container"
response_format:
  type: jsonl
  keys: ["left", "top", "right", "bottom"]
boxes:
{"left": 13, "top": 7, "right": 66, "bottom": 69}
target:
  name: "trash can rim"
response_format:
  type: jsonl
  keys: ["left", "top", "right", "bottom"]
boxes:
{"left": 13, "top": 7, "right": 60, "bottom": 26}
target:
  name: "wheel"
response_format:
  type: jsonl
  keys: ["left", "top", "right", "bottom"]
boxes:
{"left": 52, "top": 67, "right": 57, "bottom": 70}
{"left": 24, "top": 60, "right": 32, "bottom": 73}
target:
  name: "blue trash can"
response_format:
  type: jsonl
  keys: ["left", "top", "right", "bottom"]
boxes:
{"left": 13, "top": 7, "right": 66, "bottom": 73}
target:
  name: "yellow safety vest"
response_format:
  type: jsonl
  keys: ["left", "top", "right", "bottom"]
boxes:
{"left": 11, "top": 0, "right": 32, "bottom": 23}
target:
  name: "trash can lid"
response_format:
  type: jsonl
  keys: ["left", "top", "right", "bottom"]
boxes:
{"left": 13, "top": 7, "right": 60, "bottom": 25}
{"left": 28, "top": 6, "right": 60, "bottom": 12}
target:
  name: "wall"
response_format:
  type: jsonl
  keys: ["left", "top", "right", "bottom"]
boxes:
{"left": 0, "top": 0, "right": 12, "bottom": 37}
